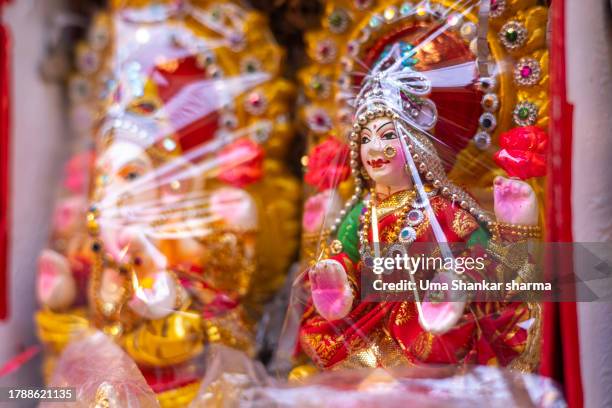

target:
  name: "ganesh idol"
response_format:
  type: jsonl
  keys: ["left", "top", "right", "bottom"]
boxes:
{"left": 294, "top": 41, "right": 543, "bottom": 372}
{"left": 34, "top": 1, "right": 299, "bottom": 405}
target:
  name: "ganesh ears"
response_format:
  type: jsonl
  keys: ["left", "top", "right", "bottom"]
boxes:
{"left": 37, "top": 249, "right": 77, "bottom": 311}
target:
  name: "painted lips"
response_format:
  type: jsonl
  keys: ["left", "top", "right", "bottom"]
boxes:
{"left": 366, "top": 158, "right": 390, "bottom": 169}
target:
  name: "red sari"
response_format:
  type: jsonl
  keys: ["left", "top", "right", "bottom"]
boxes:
{"left": 298, "top": 194, "right": 535, "bottom": 370}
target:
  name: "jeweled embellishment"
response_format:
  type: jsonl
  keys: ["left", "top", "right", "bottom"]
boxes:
{"left": 221, "top": 113, "right": 238, "bottom": 129}
{"left": 513, "top": 58, "right": 542, "bottom": 86}
{"left": 412, "top": 196, "right": 428, "bottom": 209}
{"left": 481, "top": 93, "right": 499, "bottom": 112}
{"left": 460, "top": 22, "right": 477, "bottom": 41}
{"left": 89, "top": 25, "right": 110, "bottom": 51}
{"left": 347, "top": 40, "right": 360, "bottom": 56}
{"left": 399, "top": 226, "right": 417, "bottom": 243}
{"left": 314, "top": 39, "right": 337, "bottom": 63}
{"left": 399, "top": 3, "right": 412, "bottom": 16}
{"left": 489, "top": 0, "right": 506, "bottom": 18}
{"left": 369, "top": 14, "right": 383, "bottom": 29}
{"left": 306, "top": 108, "right": 333, "bottom": 133}
{"left": 479, "top": 112, "right": 497, "bottom": 131}
{"left": 310, "top": 75, "right": 331, "bottom": 98}
{"left": 337, "top": 74, "right": 351, "bottom": 91}
{"left": 253, "top": 123, "right": 271, "bottom": 143}
{"left": 77, "top": 48, "right": 100, "bottom": 74}
{"left": 244, "top": 91, "right": 268, "bottom": 115}
{"left": 330, "top": 239, "right": 343, "bottom": 255}
{"left": 447, "top": 13, "right": 462, "bottom": 28}
{"left": 206, "top": 64, "right": 223, "bottom": 79}
{"left": 406, "top": 209, "right": 424, "bottom": 226}
{"left": 477, "top": 76, "right": 497, "bottom": 92}
{"left": 354, "top": 0, "right": 373, "bottom": 10}
{"left": 415, "top": 6, "right": 429, "bottom": 20}
{"left": 473, "top": 132, "right": 491, "bottom": 150}
{"left": 384, "top": 6, "right": 398, "bottom": 22}
{"left": 328, "top": 9, "right": 350, "bottom": 34}
{"left": 162, "top": 137, "right": 177, "bottom": 151}
{"left": 241, "top": 57, "right": 261, "bottom": 74}
{"left": 513, "top": 101, "right": 538, "bottom": 126}
{"left": 69, "top": 77, "right": 91, "bottom": 102}
{"left": 499, "top": 21, "right": 527, "bottom": 50}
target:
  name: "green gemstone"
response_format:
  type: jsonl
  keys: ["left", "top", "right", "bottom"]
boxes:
{"left": 329, "top": 13, "right": 343, "bottom": 27}
{"left": 505, "top": 29, "right": 518, "bottom": 42}
{"left": 518, "top": 107, "right": 530, "bottom": 119}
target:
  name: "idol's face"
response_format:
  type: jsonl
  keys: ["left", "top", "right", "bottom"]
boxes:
{"left": 359, "top": 117, "right": 411, "bottom": 189}
{"left": 96, "top": 139, "right": 158, "bottom": 213}
{"left": 95, "top": 138, "right": 158, "bottom": 262}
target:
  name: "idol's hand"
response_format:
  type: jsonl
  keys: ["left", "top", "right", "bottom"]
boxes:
{"left": 493, "top": 176, "right": 538, "bottom": 225}
{"left": 309, "top": 259, "right": 353, "bottom": 321}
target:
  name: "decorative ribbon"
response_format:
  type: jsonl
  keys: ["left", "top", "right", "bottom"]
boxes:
{"left": 355, "top": 42, "right": 438, "bottom": 130}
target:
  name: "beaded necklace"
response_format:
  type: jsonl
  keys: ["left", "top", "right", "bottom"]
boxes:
{"left": 358, "top": 188, "right": 436, "bottom": 260}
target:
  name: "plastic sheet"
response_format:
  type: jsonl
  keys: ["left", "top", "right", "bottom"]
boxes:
{"left": 34, "top": 0, "right": 299, "bottom": 404}
{"left": 285, "top": 0, "right": 551, "bottom": 375}
{"left": 41, "top": 332, "right": 160, "bottom": 408}
{"left": 192, "top": 346, "right": 566, "bottom": 407}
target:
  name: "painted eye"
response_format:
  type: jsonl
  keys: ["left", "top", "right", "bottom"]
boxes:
{"left": 119, "top": 163, "right": 145, "bottom": 182}
{"left": 361, "top": 135, "right": 371, "bottom": 144}
{"left": 381, "top": 131, "right": 397, "bottom": 140}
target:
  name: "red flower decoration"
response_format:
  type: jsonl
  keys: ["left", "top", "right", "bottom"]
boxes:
{"left": 494, "top": 126, "right": 548, "bottom": 180}
{"left": 304, "top": 137, "right": 351, "bottom": 191}
{"left": 218, "top": 139, "right": 264, "bottom": 188}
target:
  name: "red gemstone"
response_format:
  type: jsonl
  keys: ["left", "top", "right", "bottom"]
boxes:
{"left": 520, "top": 66, "right": 532, "bottom": 78}
{"left": 249, "top": 92, "right": 262, "bottom": 107}
{"left": 408, "top": 210, "right": 420, "bottom": 221}
{"left": 319, "top": 45, "right": 331, "bottom": 58}
{"left": 491, "top": 0, "right": 498, "bottom": 10}
{"left": 315, "top": 115, "right": 327, "bottom": 126}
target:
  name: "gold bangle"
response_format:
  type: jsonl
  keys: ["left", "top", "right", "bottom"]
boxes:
{"left": 489, "top": 222, "right": 541, "bottom": 239}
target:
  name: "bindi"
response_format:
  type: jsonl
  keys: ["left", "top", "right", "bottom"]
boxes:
{"left": 366, "top": 121, "right": 392, "bottom": 133}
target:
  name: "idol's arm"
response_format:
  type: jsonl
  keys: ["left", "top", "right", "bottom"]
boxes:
{"left": 491, "top": 176, "right": 541, "bottom": 298}
{"left": 309, "top": 202, "right": 363, "bottom": 321}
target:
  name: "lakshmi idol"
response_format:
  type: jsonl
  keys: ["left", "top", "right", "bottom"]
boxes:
{"left": 295, "top": 35, "right": 543, "bottom": 371}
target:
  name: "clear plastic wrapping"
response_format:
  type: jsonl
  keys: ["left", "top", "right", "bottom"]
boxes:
{"left": 35, "top": 0, "right": 300, "bottom": 403}
{"left": 286, "top": 0, "right": 551, "bottom": 375}
{"left": 192, "top": 346, "right": 565, "bottom": 407}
